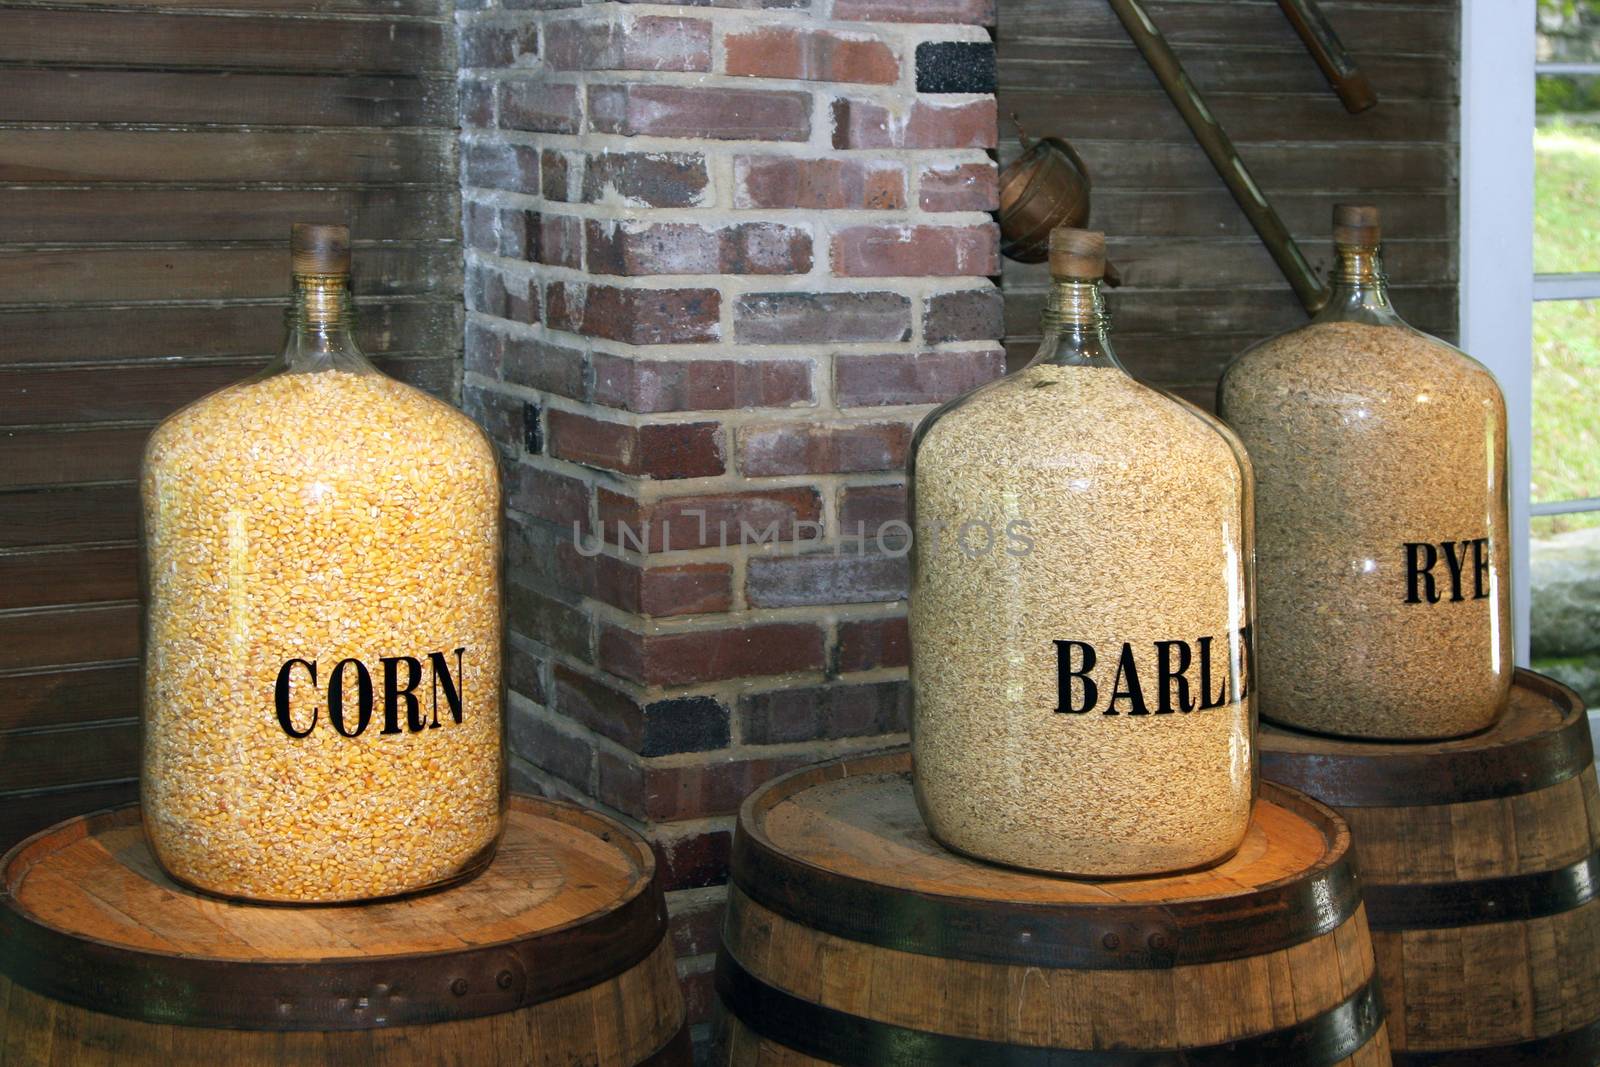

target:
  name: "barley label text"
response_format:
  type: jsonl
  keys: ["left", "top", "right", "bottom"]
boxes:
{"left": 274, "top": 648, "right": 468, "bottom": 738}
{"left": 1054, "top": 631, "right": 1252, "bottom": 715}
{"left": 1403, "top": 537, "right": 1491, "bottom": 604}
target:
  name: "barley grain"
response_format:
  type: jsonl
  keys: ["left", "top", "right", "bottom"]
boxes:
{"left": 910, "top": 364, "right": 1254, "bottom": 878}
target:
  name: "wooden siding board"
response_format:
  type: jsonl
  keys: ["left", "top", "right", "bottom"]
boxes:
{"left": 996, "top": 0, "right": 1461, "bottom": 399}
{"left": 0, "top": 0, "right": 461, "bottom": 820}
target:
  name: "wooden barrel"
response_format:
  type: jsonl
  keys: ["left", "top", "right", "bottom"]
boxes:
{"left": 714, "top": 749, "right": 1390, "bottom": 1066}
{"left": 0, "top": 795, "right": 688, "bottom": 1066}
{"left": 1262, "top": 668, "right": 1600, "bottom": 1065}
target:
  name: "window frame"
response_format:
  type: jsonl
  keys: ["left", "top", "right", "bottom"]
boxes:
{"left": 1461, "top": 0, "right": 1537, "bottom": 664}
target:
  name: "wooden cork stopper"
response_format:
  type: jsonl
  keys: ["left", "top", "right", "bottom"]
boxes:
{"left": 1048, "top": 227, "right": 1106, "bottom": 281}
{"left": 1332, "top": 204, "right": 1381, "bottom": 248}
{"left": 290, "top": 223, "right": 351, "bottom": 276}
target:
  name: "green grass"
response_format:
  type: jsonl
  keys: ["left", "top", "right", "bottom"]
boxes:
{"left": 1532, "top": 120, "right": 1600, "bottom": 534}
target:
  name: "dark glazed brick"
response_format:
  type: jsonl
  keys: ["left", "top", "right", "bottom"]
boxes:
{"left": 506, "top": 464, "right": 590, "bottom": 527}
{"left": 506, "top": 581, "right": 592, "bottom": 660}
{"left": 739, "top": 680, "right": 909, "bottom": 743}
{"left": 581, "top": 151, "right": 709, "bottom": 207}
{"left": 541, "top": 150, "right": 573, "bottom": 202}
{"left": 745, "top": 552, "right": 909, "bottom": 607}
{"left": 640, "top": 695, "right": 731, "bottom": 756}
{"left": 924, "top": 286, "right": 1004, "bottom": 343}
{"left": 914, "top": 40, "right": 996, "bottom": 94}
{"left": 734, "top": 291, "right": 911, "bottom": 344}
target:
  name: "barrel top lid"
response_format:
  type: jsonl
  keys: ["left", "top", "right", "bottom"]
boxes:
{"left": 1332, "top": 204, "right": 1381, "bottom": 248}
{"left": 290, "top": 222, "right": 351, "bottom": 276}
{"left": 1261, "top": 668, "right": 1591, "bottom": 807}
{"left": 1049, "top": 227, "right": 1106, "bottom": 281}
{"left": 1, "top": 796, "right": 652, "bottom": 963}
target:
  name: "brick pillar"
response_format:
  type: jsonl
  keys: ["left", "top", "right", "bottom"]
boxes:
{"left": 457, "top": 0, "right": 1001, "bottom": 1037}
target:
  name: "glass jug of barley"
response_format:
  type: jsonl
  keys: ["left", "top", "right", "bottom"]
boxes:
{"left": 909, "top": 227, "right": 1257, "bottom": 878}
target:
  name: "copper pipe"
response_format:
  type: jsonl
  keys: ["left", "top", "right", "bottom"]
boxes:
{"left": 1106, "top": 0, "right": 1330, "bottom": 315}
{"left": 1278, "top": 0, "right": 1378, "bottom": 114}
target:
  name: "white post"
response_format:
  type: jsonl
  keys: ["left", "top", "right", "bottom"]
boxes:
{"left": 1460, "top": 0, "right": 1537, "bottom": 665}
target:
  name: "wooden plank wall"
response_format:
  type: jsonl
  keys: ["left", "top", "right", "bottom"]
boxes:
{"left": 0, "top": 0, "right": 460, "bottom": 847}
{"left": 997, "top": 0, "right": 1460, "bottom": 406}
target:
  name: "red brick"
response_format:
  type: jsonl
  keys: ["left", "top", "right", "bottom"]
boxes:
{"left": 837, "top": 482, "right": 907, "bottom": 536}
{"left": 738, "top": 421, "right": 911, "bottom": 476}
{"left": 724, "top": 26, "right": 899, "bottom": 85}
{"left": 580, "top": 151, "right": 709, "bottom": 207}
{"left": 592, "top": 354, "right": 815, "bottom": 413}
{"left": 835, "top": 614, "right": 909, "bottom": 672}
{"left": 548, "top": 410, "right": 725, "bottom": 479}
{"left": 746, "top": 552, "right": 908, "bottom": 607}
{"left": 834, "top": 0, "right": 996, "bottom": 23}
{"left": 498, "top": 81, "right": 581, "bottom": 134}
{"left": 599, "top": 621, "right": 825, "bottom": 686}
{"left": 734, "top": 291, "right": 911, "bottom": 344}
{"left": 589, "top": 83, "right": 811, "bottom": 141}
{"left": 832, "top": 223, "right": 998, "bottom": 277}
{"left": 596, "top": 486, "right": 823, "bottom": 553}
{"left": 463, "top": 200, "right": 496, "bottom": 253}
{"left": 556, "top": 543, "right": 733, "bottom": 617}
{"left": 460, "top": 22, "right": 537, "bottom": 68}
{"left": 835, "top": 348, "right": 1005, "bottom": 406}
{"left": 641, "top": 750, "right": 820, "bottom": 820}
{"left": 924, "top": 285, "right": 1004, "bottom": 343}
{"left": 545, "top": 282, "right": 721, "bottom": 345}
{"left": 529, "top": 213, "right": 583, "bottom": 269}
{"left": 739, "top": 680, "right": 908, "bottom": 743}
{"left": 506, "top": 464, "right": 590, "bottom": 527}
{"left": 545, "top": 15, "right": 711, "bottom": 72}
{"left": 585, "top": 220, "right": 811, "bottom": 276}
{"left": 734, "top": 156, "right": 905, "bottom": 210}
{"left": 832, "top": 96, "right": 997, "bottom": 149}
{"left": 653, "top": 828, "right": 732, "bottom": 891}
{"left": 919, "top": 161, "right": 999, "bottom": 212}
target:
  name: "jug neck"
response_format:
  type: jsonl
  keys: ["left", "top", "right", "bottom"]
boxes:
{"left": 1033, "top": 277, "right": 1125, "bottom": 370}
{"left": 1314, "top": 245, "right": 1405, "bottom": 327}
{"left": 282, "top": 275, "right": 373, "bottom": 374}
